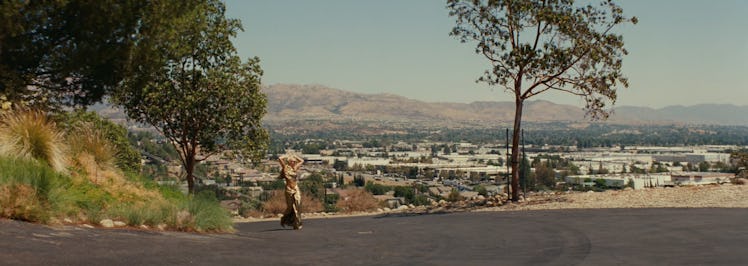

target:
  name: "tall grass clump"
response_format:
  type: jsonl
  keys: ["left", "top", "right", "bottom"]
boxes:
{"left": 0, "top": 156, "right": 65, "bottom": 222}
{"left": 184, "top": 191, "right": 233, "bottom": 232}
{"left": 0, "top": 110, "right": 67, "bottom": 172}
{"left": 67, "top": 122, "right": 117, "bottom": 170}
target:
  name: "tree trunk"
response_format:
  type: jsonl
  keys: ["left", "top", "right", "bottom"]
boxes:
{"left": 185, "top": 154, "right": 196, "bottom": 194}
{"left": 510, "top": 99, "right": 524, "bottom": 202}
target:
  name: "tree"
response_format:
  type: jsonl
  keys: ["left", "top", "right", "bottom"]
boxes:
{"left": 1, "top": 0, "right": 146, "bottom": 109}
{"left": 114, "top": 0, "right": 268, "bottom": 193}
{"left": 534, "top": 162, "right": 556, "bottom": 189}
{"left": 698, "top": 161, "right": 710, "bottom": 172}
{"left": 448, "top": 0, "right": 636, "bottom": 201}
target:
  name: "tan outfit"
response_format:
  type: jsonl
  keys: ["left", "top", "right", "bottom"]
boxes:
{"left": 279, "top": 164, "right": 302, "bottom": 229}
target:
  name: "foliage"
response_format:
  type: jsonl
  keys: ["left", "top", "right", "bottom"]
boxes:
{"left": 0, "top": 110, "right": 67, "bottom": 172}
{"left": 353, "top": 175, "right": 366, "bottom": 187}
{"left": 365, "top": 182, "right": 391, "bottom": 195}
{"left": 300, "top": 172, "right": 325, "bottom": 199}
{"left": 128, "top": 131, "right": 179, "bottom": 162}
{"left": 534, "top": 162, "right": 556, "bottom": 189}
{"left": 114, "top": 0, "right": 268, "bottom": 193}
{"left": 447, "top": 188, "right": 463, "bottom": 202}
{"left": 56, "top": 110, "right": 141, "bottom": 173}
{"left": 0, "top": 0, "right": 145, "bottom": 109}
{"left": 448, "top": 0, "right": 636, "bottom": 200}
{"left": 333, "top": 159, "right": 348, "bottom": 171}
{"left": 66, "top": 123, "right": 118, "bottom": 175}
{"left": 474, "top": 184, "right": 488, "bottom": 196}
{"left": 0, "top": 155, "right": 233, "bottom": 232}
{"left": 593, "top": 178, "right": 608, "bottom": 189}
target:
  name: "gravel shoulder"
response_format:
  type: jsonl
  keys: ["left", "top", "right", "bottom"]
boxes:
{"left": 236, "top": 184, "right": 748, "bottom": 223}
{"left": 479, "top": 183, "right": 748, "bottom": 212}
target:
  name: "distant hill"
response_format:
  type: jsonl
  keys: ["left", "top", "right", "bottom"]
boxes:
{"left": 263, "top": 84, "right": 586, "bottom": 123}
{"left": 263, "top": 84, "right": 748, "bottom": 126}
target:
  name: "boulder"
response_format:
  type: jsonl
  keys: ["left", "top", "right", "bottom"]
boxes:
{"left": 113, "top": 221, "right": 126, "bottom": 227}
{"left": 100, "top": 219, "right": 114, "bottom": 228}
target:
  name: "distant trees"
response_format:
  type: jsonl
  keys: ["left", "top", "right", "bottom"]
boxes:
{"left": 114, "top": 0, "right": 267, "bottom": 193}
{"left": 448, "top": 0, "right": 636, "bottom": 201}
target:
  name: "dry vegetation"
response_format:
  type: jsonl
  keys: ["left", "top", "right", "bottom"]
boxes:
{"left": 335, "top": 189, "right": 380, "bottom": 213}
{"left": 0, "top": 109, "right": 232, "bottom": 232}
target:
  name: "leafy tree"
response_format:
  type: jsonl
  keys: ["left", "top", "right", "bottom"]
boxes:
{"left": 114, "top": 0, "right": 267, "bottom": 193}
{"left": 364, "top": 182, "right": 390, "bottom": 195}
{"left": 353, "top": 175, "right": 366, "bottom": 187}
{"left": 333, "top": 159, "right": 348, "bottom": 171}
{"left": 448, "top": 0, "right": 636, "bottom": 201}
{"left": 1, "top": 0, "right": 145, "bottom": 109}
{"left": 698, "top": 161, "right": 710, "bottom": 172}
{"left": 534, "top": 162, "right": 556, "bottom": 189}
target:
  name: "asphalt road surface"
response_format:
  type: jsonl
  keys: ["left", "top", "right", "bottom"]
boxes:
{"left": 1, "top": 208, "right": 747, "bottom": 265}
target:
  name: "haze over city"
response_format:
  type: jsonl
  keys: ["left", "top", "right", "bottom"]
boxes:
{"left": 226, "top": 0, "right": 748, "bottom": 108}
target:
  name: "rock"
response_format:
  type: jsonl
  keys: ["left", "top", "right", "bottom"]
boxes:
{"left": 377, "top": 208, "right": 384, "bottom": 213}
{"left": 82, "top": 224, "right": 95, "bottom": 229}
{"left": 407, "top": 204, "right": 415, "bottom": 209}
{"left": 113, "top": 221, "right": 126, "bottom": 227}
{"left": 100, "top": 219, "right": 114, "bottom": 228}
{"left": 140, "top": 225, "right": 149, "bottom": 230}
{"left": 396, "top": 205, "right": 409, "bottom": 211}
{"left": 624, "top": 187, "right": 633, "bottom": 191}
{"left": 477, "top": 195, "right": 486, "bottom": 201}
{"left": 587, "top": 190, "right": 595, "bottom": 193}
{"left": 438, "top": 200, "right": 447, "bottom": 205}
{"left": 383, "top": 207, "right": 391, "bottom": 212}
{"left": 486, "top": 201, "right": 494, "bottom": 206}
{"left": 276, "top": 213, "right": 283, "bottom": 218}
{"left": 63, "top": 218, "right": 73, "bottom": 223}
{"left": 157, "top": 224, "right": 167, "bottom": 230}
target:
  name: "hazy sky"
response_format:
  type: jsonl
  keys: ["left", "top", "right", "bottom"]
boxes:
{"left": 225, "top": 0, "right": 748, "bottom": 108}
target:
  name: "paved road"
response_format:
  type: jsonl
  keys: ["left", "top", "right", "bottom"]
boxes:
{"left": 1, "top": 208, "right": 747, "bottom": 265}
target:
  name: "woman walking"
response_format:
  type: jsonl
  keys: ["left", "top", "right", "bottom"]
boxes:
{"left": 278, "top": 154, "right": 304, "bottom": 229}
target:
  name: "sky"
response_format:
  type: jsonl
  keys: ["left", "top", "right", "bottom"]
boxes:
{"left": 225, "top": 0, "right": 748, "bottom": 108}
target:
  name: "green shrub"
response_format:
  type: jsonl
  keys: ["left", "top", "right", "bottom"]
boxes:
{"left": 411, "top": 194, "right": 430, "bottom": 206}
{"left": 447, "top": 188, "right": 462, "bottom": 202}
{"left": 185, "top": 190, "right": 233, "bottom": 232}
{"left": 473, "top": 185, "right": 488, "bottom": 196}
{"left": 364, "top": 182, "right": 390, "bottom": 195}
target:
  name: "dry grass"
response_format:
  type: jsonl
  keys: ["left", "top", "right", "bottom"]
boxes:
{"left": 0, "top": 110, "right": 67, "bottom": 172}
{"left": 67, "top": 122, "right": 117, "bottom": 173}
{"left": 261, "top": 190, "right": 287, "bottom": 215}
{"left": 335, "top": 188, "right": 380, "bottom": 213}
{"left": 261, "top": 190, "right": 325, "bottom": 215}
{"left": 0, "top": 184, "right": 46, "bottom": 222}
{"left": 301, "top": 191, "right": 324, "bottom": 213}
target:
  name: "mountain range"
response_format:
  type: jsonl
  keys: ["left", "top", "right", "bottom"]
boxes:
{"left": 263, "top": 84, "right": 748, "bottom": 126}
